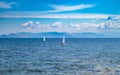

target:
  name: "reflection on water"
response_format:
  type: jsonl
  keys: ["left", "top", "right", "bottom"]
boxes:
{"left": 0, "top": 38, "right": 120, "bottom": 75}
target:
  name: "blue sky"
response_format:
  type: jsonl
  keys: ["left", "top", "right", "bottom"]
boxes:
{"left": 0, "top": 0, "right": 120, "bottom": 37}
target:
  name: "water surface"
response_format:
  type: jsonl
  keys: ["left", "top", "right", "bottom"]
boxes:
{"left": 0, "top": 38, "right": 120, "bottom": 75}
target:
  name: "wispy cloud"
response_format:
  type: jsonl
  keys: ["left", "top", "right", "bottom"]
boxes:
{"left": 47, "top": 4, "right": 95, "bottom": 12}
{"left": 1, "top": 11, "right": 119, "bottom": 19}
{"left": 0, "top": 1, "right": 16, "bottom": 9}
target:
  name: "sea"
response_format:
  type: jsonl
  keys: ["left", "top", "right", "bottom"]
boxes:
{"left": 0, "top": 38, "right": 120, "bottom": 75}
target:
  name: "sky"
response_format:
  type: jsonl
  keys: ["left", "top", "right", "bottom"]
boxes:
{"left": 0, "top": 0, "right": 120, "bottom": 37}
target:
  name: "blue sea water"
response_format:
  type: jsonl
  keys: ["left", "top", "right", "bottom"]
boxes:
{"left": 0, "top": 38, "right": 120, "bottom": 75}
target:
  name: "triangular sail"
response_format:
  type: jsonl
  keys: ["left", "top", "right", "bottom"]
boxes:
{"left": 61, "top": 36, "right": 66, "bottom": 45}
{"left": 43, "top": 36, "right": 45, "bottom": 42}
{"left": 62, "top": 36, "right": 65, "bottom": 43}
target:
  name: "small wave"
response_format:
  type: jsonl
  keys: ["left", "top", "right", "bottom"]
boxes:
{"left": 0, "top": 69, "right": 14, "bottom": 73}
{"left": 26, "top": 69, "right": 44, "bottom": 73}
{"left": 0, "top": 69, "right": 21, "bottom": 73}
{"left": 95, "top": 65, "right": 115, "bottom": 74}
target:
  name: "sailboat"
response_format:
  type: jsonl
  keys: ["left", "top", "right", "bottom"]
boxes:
{"left": 61, "top": 36, "right": 66, "bottom": 45}
{"left": 43, "top": 36, "right": 45, "bottom": 42}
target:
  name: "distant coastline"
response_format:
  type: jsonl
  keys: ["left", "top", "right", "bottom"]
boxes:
{"left": 0, "top": 32, "right": 120, "bottom": 38}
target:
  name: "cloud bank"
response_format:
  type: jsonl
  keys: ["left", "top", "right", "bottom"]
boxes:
{"left": 20, "top": 19, "right": 120, "bottom": 33}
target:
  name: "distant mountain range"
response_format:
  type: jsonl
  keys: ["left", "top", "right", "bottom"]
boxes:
{"left": 0, "top": 32, "right": 104, "bottom": 38}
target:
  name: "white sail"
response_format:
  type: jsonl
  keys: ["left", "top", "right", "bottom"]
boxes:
{"left": 61, "top": 36, "right": 66, "bottom": 45}
{"left": 43, "top": 36, "right": 45, "bottom": 42}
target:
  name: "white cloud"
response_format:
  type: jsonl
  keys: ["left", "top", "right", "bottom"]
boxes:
{"left": 28, "top": 21, "right": 33, "bottom": 24}
{"left": 21, "top": 23, "right": 29, "bottom": 27}
{"left": 21, "top": 21, "right": 33, "bottom": 27}
{"left": 0, "top": 2, "right": 16, "bottom": 9}
{"left": 21, "top": 21, "right": 63, "bottom": 29}
{"left": 35, "top": 21, "right": 40, "bottom": 25}
{"left": 71, "top": 23, "right": 81, "bottom": 28}
{"left": 70, "top": 19, "right": 120, "bottom": 31}
{"left": 47, "top": 4, "right": 95, "bottom": 12}
{"left": 98, "top": 20, "right": 120, "bottom": 29}
{"left": 70, "top": 23, "right": 97, "bottom": 33}
{"left": 34, "top": 21, "right": 41, "bottom": 28}
{"left": 21, "top": 21, "right": 51, "bottom": 31}
{"left": 52, "top": 22, "right": 62, "bottom": 28}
